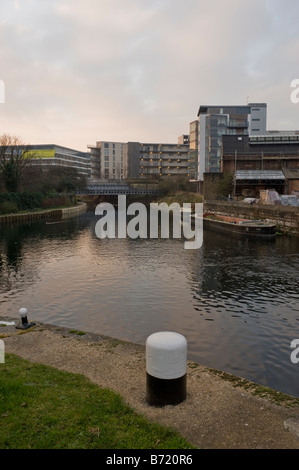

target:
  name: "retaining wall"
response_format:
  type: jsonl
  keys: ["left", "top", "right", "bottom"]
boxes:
{"left": 0, "top": 202, "right": 87, "bottom": 226}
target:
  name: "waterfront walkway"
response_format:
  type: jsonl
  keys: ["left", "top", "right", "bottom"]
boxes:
{"left": 2, "top": 319, "right": 299, "bottom": 449}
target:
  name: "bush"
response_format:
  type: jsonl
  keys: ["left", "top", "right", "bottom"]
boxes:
{"left": 0, "top": 201, "right": 19, "bottom": 214}
{"left": 41, "top": 195, "right": 70, "bottom": 209}
{"left": 0, "top": 192, "right": 72, "bottom": 212}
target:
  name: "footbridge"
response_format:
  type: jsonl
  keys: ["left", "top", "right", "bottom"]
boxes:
{"left": 77, "top": 182, "right": 161, "bottom": 196}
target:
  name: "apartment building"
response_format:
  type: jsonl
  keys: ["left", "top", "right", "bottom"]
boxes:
{"left": 188, "top": 120, "right": 199, "bottom": 180}
{"left": 139, "top": 142, "right": 190, "bottom": 178}
{"left": 89, "top": 141, "right": 127, "bottom": 181}
{"left": 89, "top": 140, "right": 190, "bottom": 180}
{"left": 196, "top": 103, "right": 267, "bottom": 182}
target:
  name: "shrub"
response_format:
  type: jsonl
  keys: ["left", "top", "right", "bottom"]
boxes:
{"left": 0, "top": 192, "right": 72, "bottom": 212}
{"left": 0, "top": 201, "right": 19, "bottom": 214}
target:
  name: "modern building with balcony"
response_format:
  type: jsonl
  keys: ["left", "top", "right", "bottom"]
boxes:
{"left": 196, "top": 103, "right": 267, "bottom": 185}
{"left": 89, "top": 140, "right": 190, "bottom": 181}
{"left": 139, "top": 142, "right": 190, "bottom": 178}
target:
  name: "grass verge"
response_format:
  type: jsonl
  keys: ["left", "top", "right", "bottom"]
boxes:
{"left": 0, "top": 354, "right": 195, "bottom": 450}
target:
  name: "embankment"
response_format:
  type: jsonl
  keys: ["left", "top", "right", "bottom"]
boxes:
{"left": 0, "top": 202, "right": 87, "bottom": 226}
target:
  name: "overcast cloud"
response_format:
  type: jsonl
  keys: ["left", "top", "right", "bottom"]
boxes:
{"left": 0, "top": 0, "right": 298, "bottom": 151}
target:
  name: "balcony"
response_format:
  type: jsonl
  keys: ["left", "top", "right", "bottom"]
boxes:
{"left": 227, "top": 120, "right": 248, "bottom": 129}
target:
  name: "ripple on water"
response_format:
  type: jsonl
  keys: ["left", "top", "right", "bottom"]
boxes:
{"left": 0, "top": 217, "right": 299, "bottom": 396}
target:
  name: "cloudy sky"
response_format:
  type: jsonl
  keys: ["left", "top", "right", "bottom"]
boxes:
{"left": 0, "top": 0, "right": 298, "bottom": 151}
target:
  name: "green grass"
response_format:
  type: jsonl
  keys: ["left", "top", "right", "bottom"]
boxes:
{"left": 0, "top": 354, "right": 195, "bottom": 450}
{"left": 69, "top": 330, "right": 86, "bottom": 336}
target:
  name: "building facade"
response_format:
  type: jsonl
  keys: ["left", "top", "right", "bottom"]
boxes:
{"left": 222, "top": 133, "right": 299, "bottom": 196}
{"left": 196, "top": 103, "right": 267, "bottom": 182}
{"left": 89, "top": 140, "right": 190, "bottom": 180}
{"left": 188, "top": 120, "right": 199, "bottom": 180}
{"left": 27, "top": 144, "right": 91, "bottom": 177}
{"left": 89, "top": 141, "right": 127, "bottom": 181}
{"left": 139, "top": 142, "right": 190, "bottom": 178}
{"left": 222, "top": 133, "right": 299, "bottom": 173}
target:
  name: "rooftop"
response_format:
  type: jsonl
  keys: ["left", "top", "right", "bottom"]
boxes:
{"left": 235, "top": 170, "right": 285, "bottom": 180}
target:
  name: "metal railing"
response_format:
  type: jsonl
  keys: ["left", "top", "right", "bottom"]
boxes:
{"left": 77, "top": 182, "right": 161, "bottom": 196}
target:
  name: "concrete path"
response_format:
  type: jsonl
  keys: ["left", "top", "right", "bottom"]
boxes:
{"left": 1, "top": 319, "right": 299, "bottom": 449}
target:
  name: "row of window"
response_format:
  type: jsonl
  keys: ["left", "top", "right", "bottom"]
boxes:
{"left": 140, "top": 172, "right": 190, "bottom": 176}
{"left": 104, "top": 155, "right": 123, "bottom": 161}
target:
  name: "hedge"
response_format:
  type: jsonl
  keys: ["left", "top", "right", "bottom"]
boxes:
{"left": 0, "top": 192, "right": 72, "bottom": 213}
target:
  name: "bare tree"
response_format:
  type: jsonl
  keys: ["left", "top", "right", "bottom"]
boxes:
{"left": 0, "top": 134, "right": 35, "bottom": 192}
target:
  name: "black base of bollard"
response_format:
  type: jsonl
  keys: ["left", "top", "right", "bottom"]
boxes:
{"left": 16, "top": 322, "right": 35, "bottom": 330}
{"left": 146, "top": 372, "right": 186, "bottom": 407}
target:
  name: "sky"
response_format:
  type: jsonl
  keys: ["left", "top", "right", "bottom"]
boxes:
{"left": 0, "top": 0, "right": 299, "bottom": 152}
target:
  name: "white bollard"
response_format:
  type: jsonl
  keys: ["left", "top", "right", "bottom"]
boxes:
{"left": 16, "top": 308, "right": 35, "bottom": 330}
{"left": 146, "top": 331, "right": 187, "bottom": 407}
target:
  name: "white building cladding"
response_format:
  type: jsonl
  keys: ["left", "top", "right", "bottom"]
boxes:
{"left": 89, "top": 141, "right": 127, "bottom": 181}
{"left": 197, "top": 103, "right": 267, "bottom": 182}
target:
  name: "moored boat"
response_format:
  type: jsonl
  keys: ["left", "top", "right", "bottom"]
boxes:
{"left": 192, "top": 212, "right": 277, "bottom": 238}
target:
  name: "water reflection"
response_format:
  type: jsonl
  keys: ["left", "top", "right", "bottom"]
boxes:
{"left": 0, "top": 211, "right": 299, "bottom": 397}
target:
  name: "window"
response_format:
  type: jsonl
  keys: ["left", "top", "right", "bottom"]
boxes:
{"left": 104, "top": 162, "right": 109, "bottom": 167}
{"left": 104, "top": 155, "right": 109, "bottom": 161}
{"left": 104, "top": 143, "right": 109, "bottom": 148}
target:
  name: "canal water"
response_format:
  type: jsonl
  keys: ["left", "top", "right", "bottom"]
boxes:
{"left": 0, "top": 208, "right": 299, "bottom": 397}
